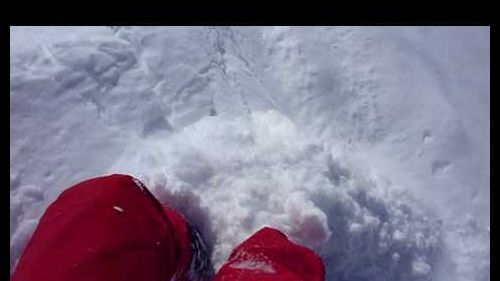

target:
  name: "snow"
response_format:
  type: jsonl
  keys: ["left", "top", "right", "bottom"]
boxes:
{"left": 228, "top": 250, "right": 277, "bottom": 274}
{"left": 230, "top": 259, "right": 276, "bottom": 274}
{"left": 10, "top": 26, "right": 489, "bottom": 281}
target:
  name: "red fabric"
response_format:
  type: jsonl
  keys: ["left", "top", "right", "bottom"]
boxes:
{"left": 11, "top": 174, "right": 192, "bottom": 281}
{"left": 213, "top": 227, "right": 325, "bottom": 281}
{"left": 161, "top": 205, "right": 192, "bottom": 280}
{"left": 11, "top": 174, "right": 325, "bottom": 281}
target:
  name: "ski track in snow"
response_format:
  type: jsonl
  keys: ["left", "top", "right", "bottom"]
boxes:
{"left": 10, "top": 26, "right": 489, "bottom": 281}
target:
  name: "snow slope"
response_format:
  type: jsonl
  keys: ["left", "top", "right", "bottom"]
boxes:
{"left": 10, "top": 26, "right": 489, "bottom": 281}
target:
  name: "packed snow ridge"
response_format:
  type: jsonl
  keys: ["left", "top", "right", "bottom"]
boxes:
{"left": 10, "top": 27, "right": 489, "bottom": 281}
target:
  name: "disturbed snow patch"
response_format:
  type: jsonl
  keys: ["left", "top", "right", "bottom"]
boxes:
{"left": 111, "top": 110, "right": 442, "bottom": 281}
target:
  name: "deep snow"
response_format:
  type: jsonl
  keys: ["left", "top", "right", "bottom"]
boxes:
{"left": 10, "top": 26, "right": 489, "bottom": 281}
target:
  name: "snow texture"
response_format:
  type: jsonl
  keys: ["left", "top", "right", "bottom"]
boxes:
{"left": 10, "top": 26, "right": 489, "bottom": 281}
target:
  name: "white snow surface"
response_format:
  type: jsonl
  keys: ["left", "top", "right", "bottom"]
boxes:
{"left": 10, "top": 26, "right": 489, "bottom": 281}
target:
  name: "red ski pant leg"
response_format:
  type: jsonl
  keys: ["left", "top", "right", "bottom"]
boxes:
{"left": 213, "top": 227, "right": 325, "bottom": 281}
{"left": 11, "top": 174, "right": 191, "bottom": 281}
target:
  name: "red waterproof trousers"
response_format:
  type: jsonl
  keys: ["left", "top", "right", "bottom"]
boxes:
{"left": 11, "top": 174, "right": 324, "bottom": 281}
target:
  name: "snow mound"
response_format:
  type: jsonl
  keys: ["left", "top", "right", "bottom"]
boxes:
{"left": 111, "top": 110, "right": 441, "bottom": 281}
